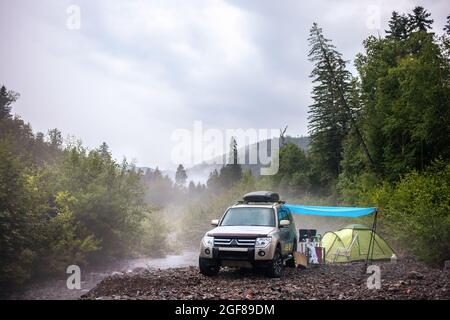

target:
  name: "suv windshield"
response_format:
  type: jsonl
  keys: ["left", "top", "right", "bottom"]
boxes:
{"left": 220, "top": 207, "right": 275, "bottom": 227}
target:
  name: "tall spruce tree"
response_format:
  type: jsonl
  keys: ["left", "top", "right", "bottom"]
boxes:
{"left": 175, "top": 164, "right": 188, "bottom": 187}
{"left": 98, "top": 142, "right": 110, "bottom": 159}
{"left": 407, "top": 6, "right": 433, "bottom": 33}
{"left": 219, "top": 137, "right": 242, "bottom": 188}
{"left": 307, "top": 23, "right": 354, "bottom": 187}
{"left": 443, "top": 15, "right": 450, "bottom": 55}
{"left": 445, "top": 15, "right": 450, "bottom": 35}
{"left": 0, "top": 86, "right": 19, "bottom": 120}
{"left": 386, "top": 11, "right": 409, "bottom": 40}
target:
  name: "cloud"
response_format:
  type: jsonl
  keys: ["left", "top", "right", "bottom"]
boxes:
{"left": 1, "top": 0, "right": 449, "bottom": 169}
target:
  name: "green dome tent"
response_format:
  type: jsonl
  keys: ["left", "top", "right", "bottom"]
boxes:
{"left": 322, "top": 224, "right": 395, "bottom": 263}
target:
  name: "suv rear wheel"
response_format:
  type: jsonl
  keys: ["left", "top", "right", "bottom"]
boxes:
{"left": 266, "top": 247, "right": 284, "bottom": 278}
{"left": 199, "top": 258, "right": 220, "bottom": 276}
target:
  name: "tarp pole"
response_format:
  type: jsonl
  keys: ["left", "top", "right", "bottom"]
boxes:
{"left": 365, "top": 209, "right": 378, "bottom": 267}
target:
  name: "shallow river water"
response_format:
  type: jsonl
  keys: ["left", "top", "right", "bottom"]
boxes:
{"left": 10, "top": 250, "right": 198, "bottom": 300}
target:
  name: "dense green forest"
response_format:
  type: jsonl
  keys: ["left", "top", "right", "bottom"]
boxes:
{"left": 182, "top": 7, "right": 450, "bottom": 266}
{"left": 1, "top": 5, "right": 449, "bottom": 291}
{"left": 0, "top": 89, "right": 169, "bottom": 289}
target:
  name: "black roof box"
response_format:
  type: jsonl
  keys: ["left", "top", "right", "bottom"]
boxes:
{"left": 243, "top": 191, "right": 280, "bottom": 203}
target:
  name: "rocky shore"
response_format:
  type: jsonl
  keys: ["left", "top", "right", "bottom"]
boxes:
{"left": 82, "top": 259, "right": 449, "bottom": 300}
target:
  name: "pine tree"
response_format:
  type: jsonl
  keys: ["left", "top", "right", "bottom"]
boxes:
{"left": 445, "top": 15, "right": 450, "bottom": 35}
{"left": 443, "top": 15, "right": 450, "bottom": 56}
{"left": 407, "top": 6, "right": 433, "bottom": 33}
{"left": 386, "top": 11, "right": 409, "bottom": 40}
{"left": 98, "top": 142, "right": 110, "bottom": 159}
{"left": 36, "top": 132, "right": 45, "bottom": 143}
{"left": 0, "top": 86, "right": 19, "bottom": 120}
{"left": 307, "top": 23, "right": 353, "bottom": 186}
{"left": 226, "top": 137, "right": 242, "bottom": 185}
{"left": 227, "top": 137, "right": 238, "bottom": 165}
{"left": 207, "top": 169, "right": 220, "bottom": 190}
{"left": 188, "top": 181, "right": 196, "bottom": 194}
{"left": 47, "top": 128, "right": 63, "bottom": 149}
{"left": 175, "top": 164, "right": 187, "bottom": 187}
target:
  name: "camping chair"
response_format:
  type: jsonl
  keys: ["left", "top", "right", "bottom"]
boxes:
{"left": 332, "top": 233, "right": 358, "bottom": 262}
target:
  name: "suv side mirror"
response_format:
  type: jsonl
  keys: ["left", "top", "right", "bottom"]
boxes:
{"left": 211, "top": 219, "right": 219, "bottom": 226}
{"left": 279, "top": 220, "right": 290, "bottom": 228}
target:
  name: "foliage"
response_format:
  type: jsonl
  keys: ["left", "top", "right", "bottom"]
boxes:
{"left": 0, "top": 89, "right": 169, "bottom": 288}
{"left": 206, "top": 139, "right": 243, "bottom": 191}
{"left": 274, "top": 143, "right": 311, "bottom": 196}
{"left": 354, "top": 17, "right": 450, "bottom": 182}
{"left": 307, "top": 23, "right": 353, "bottom": 188}
{"left": 346, "top": 162, "right": 450, "bottom": 265}
{"left": 382, "top": 161, "right": 449, "bottom": 265}
{"left": 335, "top": 7, "right": 450, "bottom": 264}
{"left": 141, "top": 167, "right": 176, "bottom": 206}
{"left": 0, "top": 140, "right": 40, "bottom": 285}
{"left": 175, "top": 164, "right": 188, "bottom": 187}
{"left": 0, "top": 86, "right": 19, "bottom": 120}
{"left": 407, "top": 6, "right": 434, "bottom": 33}
{"left": 386, "top": 11, "right": 409, "bottom": 40}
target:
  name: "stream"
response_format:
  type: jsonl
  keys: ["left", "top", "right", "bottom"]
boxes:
{"left": 9, "top": 249, "right": 198, "bottom": 300}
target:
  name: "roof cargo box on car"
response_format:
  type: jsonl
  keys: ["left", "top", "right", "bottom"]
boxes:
{"left": 243, "top": 191, "right": 280, "bottom": 203}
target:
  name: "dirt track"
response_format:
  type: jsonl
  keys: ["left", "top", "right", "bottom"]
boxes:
{"left": 82, "top": 259, "right": 449, "bottom": 300}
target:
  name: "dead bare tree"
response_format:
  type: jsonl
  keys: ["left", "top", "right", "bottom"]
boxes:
{"left": 280, "top": 125, "right": 288, "bottom": 147}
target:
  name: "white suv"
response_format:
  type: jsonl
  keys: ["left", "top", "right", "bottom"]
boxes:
{"left": 199, "top": 191, "right": 297, "bottom": 278}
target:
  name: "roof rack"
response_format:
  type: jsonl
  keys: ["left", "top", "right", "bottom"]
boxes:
{"left": 235, "top": 199, "right": 286, "bottom": 205}
{"left": 242, "top": 191, "right": 281, "bottom": 203}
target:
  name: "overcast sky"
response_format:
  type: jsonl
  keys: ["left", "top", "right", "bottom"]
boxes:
{"left": 1, "top": 0, "right": 448, "bottom": 169}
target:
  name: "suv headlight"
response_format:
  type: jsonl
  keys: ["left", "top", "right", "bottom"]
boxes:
{"left": 255, "top": 237, "right": 272, "bottom": 248}
{"left": 202, "top": 236, "right": 214, "bottom": 247}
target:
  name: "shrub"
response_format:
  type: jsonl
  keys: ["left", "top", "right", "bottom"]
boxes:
{"left": 382, "top": 160, "right": 450, "bottom": 265}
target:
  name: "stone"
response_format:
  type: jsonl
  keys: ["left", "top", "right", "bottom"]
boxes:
{"left": 407, "top": 271, "right": 424, "bottom": 280}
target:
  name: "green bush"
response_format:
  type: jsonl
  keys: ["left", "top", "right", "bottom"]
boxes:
{"left": 0, "top": 139, "right": 169, "bottom": 288}
{"left": 137, "top": 210, "right": 169, "bottom": 257}
{"left": 382, "top": 160, "right": 450, "bottom": 265}
{"left": 340, "top": 160, "right": 450, "bottom": 265}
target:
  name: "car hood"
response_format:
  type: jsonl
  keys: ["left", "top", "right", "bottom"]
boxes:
{"left": 207, "top": 226, "right": 276, "bottom": 237}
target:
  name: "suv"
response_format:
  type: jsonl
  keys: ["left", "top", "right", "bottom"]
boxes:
{"left": 199, "top": 191, "right": 297, "bottom": 278}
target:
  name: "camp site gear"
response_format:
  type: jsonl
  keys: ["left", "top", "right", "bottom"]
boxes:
{"left": 321, "top": 224, "right": 395, "bottom": 263}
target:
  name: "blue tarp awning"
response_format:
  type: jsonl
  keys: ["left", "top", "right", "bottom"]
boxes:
{"left": 284, "top": 204, "right": 376, "bottom": 218}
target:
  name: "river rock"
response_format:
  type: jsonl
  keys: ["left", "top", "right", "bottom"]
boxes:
{"left": 407, "top": 271, "right": 424, "bottom": 280}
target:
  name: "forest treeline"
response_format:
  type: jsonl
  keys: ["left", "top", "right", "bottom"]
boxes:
{"left": 0, "top": 89, "right": 169, "bottom": 289}
{"left": 182, "top": 7, "right": 450, "bottom": 266}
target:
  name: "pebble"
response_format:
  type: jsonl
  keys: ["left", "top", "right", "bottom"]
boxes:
{"left": 81, "top": 261, "right": 449, "bottom": 300}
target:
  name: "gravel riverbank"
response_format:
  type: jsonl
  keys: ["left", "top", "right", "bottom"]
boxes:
{"left": 82, "top": 259, "right": 449, "bottom": 300}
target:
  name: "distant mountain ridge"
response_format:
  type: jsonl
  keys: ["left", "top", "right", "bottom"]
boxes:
{"left": 186, "top": 136, "right": 310, "bottom": 184}
{"left": 137, "top": 136, "right": 310, "bottom": 184}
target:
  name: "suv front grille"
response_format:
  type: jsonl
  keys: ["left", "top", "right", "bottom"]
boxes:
{"left": 214, "top": 237, "right": 256, "bottom": 247}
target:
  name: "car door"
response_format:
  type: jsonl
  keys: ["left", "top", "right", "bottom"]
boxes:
{"left": 286, "top": 208, "right": 297, "bottom": 250}
{"left": 277, "top": 207, "right": 293, "bottom": 256}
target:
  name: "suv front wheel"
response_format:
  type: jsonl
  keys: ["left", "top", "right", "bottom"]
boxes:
{"left": 199, "top": 258, "right": 220, "bottom": 276}
{"left": 266, "top": 247, "right": 284, "bottom": 278}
